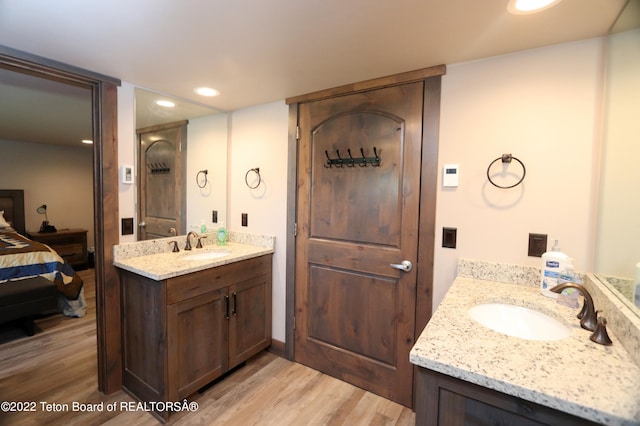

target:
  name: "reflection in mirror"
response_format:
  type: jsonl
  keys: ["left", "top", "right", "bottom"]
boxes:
{"left": 135, "top": 88, "right": 228, "bottom": 240}
{"left": 595, "top": 0, "right": 640, "bottom": 316}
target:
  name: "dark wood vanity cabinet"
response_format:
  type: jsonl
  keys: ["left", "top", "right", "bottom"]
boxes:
{"left": 120, "top": 254, "right": 272, "bottom": 420}
{"left": 415, "top": 367, "right": 599, "bottom": 426}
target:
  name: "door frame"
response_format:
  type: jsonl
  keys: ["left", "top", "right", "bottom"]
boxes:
{"left": 0, "top": 46, "right": 122, "bottom": 393}
{"left": 284, "top": 65, "right": 446, "bottom": 361}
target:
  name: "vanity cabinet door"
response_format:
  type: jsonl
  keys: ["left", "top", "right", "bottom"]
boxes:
{"left": 228, "top": 273, "right": 272, "bottom": 369}
{"left": 416, "top": 367, "right": 598, "bottom": 426}
{"left": 167, "top": 288, "right": 229, "bottom": 401}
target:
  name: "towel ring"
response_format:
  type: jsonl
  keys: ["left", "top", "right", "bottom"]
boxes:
{"left": 196, "top": 169, "right": 208, "bottom": 188}
{"left": 245, "top": 167, "right": 262, "bottom": 189}
{"left": 486, "top": 154, "right": 526, "bottom": 189}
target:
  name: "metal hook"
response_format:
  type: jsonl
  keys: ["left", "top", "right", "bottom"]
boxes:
{"left": 335, "top": 150, "right": 343, "bottom": 167}
{"left": 359, "top": 148, "right": 368, "bottom": 167}
{"left": 346, "top": 149, "right": 356, "bottom": 167}
{"left": 324, "top": 150, "right": 332, "bottom": 168}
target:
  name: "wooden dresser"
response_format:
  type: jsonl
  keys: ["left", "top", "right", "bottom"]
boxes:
{"left": 27, "top": 228, "right": 88, "bottom": 269}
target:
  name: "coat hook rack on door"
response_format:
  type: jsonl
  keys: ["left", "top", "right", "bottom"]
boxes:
{"left": 324, "top": 147, "right": 381, "bottom": 168}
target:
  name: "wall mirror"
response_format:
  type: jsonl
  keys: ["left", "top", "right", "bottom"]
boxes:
{"left": 595, "top": 0, "right": 640, "bottom": 317}
{"left": 134, "top": 88, "right": 228, "bottom": 240}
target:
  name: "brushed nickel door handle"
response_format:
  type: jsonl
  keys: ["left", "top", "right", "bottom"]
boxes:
{"left": 390, "top": 260, "right": 413, "bottom": 272}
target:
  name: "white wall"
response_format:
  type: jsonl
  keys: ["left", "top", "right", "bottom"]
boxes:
{"left": 117, "top": 37, "right": 608, "bottom": 341}
{"left": 0, "top": 139, "right": 95, "bottom": 246}
{"left": 433, "top": 38, "right": 604, "bottom": 308}
{"left": 227, "top": 102, "right": 289, "bottom": 341}
{"left": 117, "top": 82, "right": 137, "bottom": 243}
{"left": 186, "top": 113, "right": 228, "bottom": 231}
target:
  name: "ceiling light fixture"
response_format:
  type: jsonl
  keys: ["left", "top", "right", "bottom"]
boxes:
{"left": 507, "top": 0, "right": 562, "bottom": 14}
{"left": 194, "top": 87, "right": 220, "bottom": 97}
{"left": 82, "top": 139, "right": 93, "bottom": 145}
{"left": 155, "top": 99, "right": 175, "bottom": 108}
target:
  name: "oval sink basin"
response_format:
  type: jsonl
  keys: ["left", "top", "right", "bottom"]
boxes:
{"left": 468, "top": 303, "right": 571, "bottom": 341}
{"left": 181, "top": 251, "right": 230, "bottom": 261}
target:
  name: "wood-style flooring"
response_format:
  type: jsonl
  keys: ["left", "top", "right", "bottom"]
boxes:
{"left": 0, "top": 270, "right": 415, "bottom": 425}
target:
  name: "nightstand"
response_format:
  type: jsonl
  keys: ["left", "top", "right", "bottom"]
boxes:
{"left": 27, "top": 228, "right": 88, "bottom": 270}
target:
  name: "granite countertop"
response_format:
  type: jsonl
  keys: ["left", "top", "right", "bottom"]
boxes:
{"left": 113, "top": 231, "right": 275, "bottom": 281}
{"left": 410, "top": 275, "right": 640, "bottom": 425}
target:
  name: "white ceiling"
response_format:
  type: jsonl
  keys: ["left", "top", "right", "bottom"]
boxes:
{"left": 0, "top": 0, "right": 629, "bottom": 145}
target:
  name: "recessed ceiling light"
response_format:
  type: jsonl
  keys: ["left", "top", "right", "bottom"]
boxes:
{"left": 155, "top": 99, "right": 175, "bottom": 108}
{"left": 507, "top": 0, "right": 561, "bottom": 14}
{"left": 82, "top": 139, "right": 93, "bottom": 145}
{"left": 194, "top": 87, "right": 220, "bottom": 97}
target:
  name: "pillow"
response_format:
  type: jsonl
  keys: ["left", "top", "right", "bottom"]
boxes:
{"left": 0, "top": 210, "right": 12, "bottom": 228}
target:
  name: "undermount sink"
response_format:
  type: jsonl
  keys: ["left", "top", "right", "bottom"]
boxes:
{"left": 468, "top": 303, "right": 571, "bottom": 341}
{"left": 181, "top": 250, "right": 230, "bottom": 261}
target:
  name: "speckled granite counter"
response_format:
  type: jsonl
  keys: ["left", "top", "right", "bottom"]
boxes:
{"left": 113, "top": 231, "right": 274, "bottom": 280}
{"left": 410, "top": 261, "right": 640, "bottom": 425}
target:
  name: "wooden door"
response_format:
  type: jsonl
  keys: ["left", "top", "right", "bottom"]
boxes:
{"left": 137, "top": 121, "right": 186, "bottom": 240}
{"left": 295, "top": 82, "right": 424, "bottom": 407}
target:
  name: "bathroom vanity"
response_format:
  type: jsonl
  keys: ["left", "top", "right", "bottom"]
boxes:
{"left": 411, "top": 260, "right": 640, "bottom": 426}
{"left": 114, "top": 233, "right": 274, "bottom": 421}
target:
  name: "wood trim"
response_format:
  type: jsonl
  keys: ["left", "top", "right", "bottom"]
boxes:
{"left": 267, "top": 338, "right": 286, "bottom": 358}
{"left": 135, "top": 119, "right": 189, "bottom": 134}
{"left": 0, "top": 47, "right": 122, "bottom": 394}
{"left": 284, "top": 103, "right": 299, "bottom": 361}
{"left": 95, "top": 81, "right": 122, "bottom": 393}
{"left": 285, "top": 65, "right": 446, "bottom": 105}
{"left": 415, "top": 76, "right": 441, "bottom": 339}
{"left": 0, "top": 45, "right": 120, "bottom": 86}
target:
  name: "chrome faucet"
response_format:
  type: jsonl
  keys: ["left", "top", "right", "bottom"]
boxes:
{"left": 551, "top": 282, "right": 597, "bottom": 331}
{"left": 184, "top": 231, "right": 199, "bottom": 251}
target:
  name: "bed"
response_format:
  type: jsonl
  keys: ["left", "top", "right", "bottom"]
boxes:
{"left": 0, "top": 189, "right": 86, "bottom": 335}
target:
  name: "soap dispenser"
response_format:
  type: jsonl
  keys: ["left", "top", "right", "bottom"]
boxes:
{"left": 540, "top": 240, "right": 569, "bottom": 298}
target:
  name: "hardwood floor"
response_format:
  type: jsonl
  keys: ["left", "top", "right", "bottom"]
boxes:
{"left": 0, "top": 270, "right": 415, "bottom": 425}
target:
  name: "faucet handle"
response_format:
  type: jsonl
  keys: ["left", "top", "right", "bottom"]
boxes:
{"left": 590, "top": 314, "right": 613, "bottom": 346}
{"left": 196, "top": 235, "right": 206, "bottom": 249}
{"left": 168, "top": 241, "right": 180, "bottom": 252}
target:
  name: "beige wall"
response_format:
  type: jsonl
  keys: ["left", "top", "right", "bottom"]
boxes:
{"left": 117, "top": 37, "right": 608, "bottom": 340}
{"left": 433, "top": 38, "right": 604, "bottom": 308}
{"left": 0, "top": 139, "right": 95, "bottom": 247}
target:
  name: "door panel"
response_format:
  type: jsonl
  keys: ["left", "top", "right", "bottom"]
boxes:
{"left": 307, "top": 265, "right": 397, "bottom": 365}
{"left": 295, "top": 82, "right": 424, "bottom": 407}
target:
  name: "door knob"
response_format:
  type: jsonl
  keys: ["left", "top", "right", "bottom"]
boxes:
{"left": 169, "top": 227, "right": 176, "bottom": 235}
{"left": 390, "top": 260, "right": 413, "bottom": 272}
{"left": 138, "top": 221, "right": 146, "bottom": 227}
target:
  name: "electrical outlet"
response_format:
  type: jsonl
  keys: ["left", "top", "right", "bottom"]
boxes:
{"left": 121, "top": 218, "right": 134, "bottom": 235}
{"left": 212, "top": 210, "right": 218, "bottom": 223}
{"left": 241, "top": 213, "right": 248, "bottom": 227}
{"left": 528, "top": 233, "right": 547, "bottom": 257}
{"left": 442, "top": 227, "right": 457, "bottom": 249}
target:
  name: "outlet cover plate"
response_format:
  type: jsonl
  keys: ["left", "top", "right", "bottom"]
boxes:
{"left": 122, "top": 218, "right": 134, "bottom": 235}
{"left": 442, "top": 227, "right": 457, "bottom": 249}
{"left": 528, "top": 233, "right": 547, "bottom": 257}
